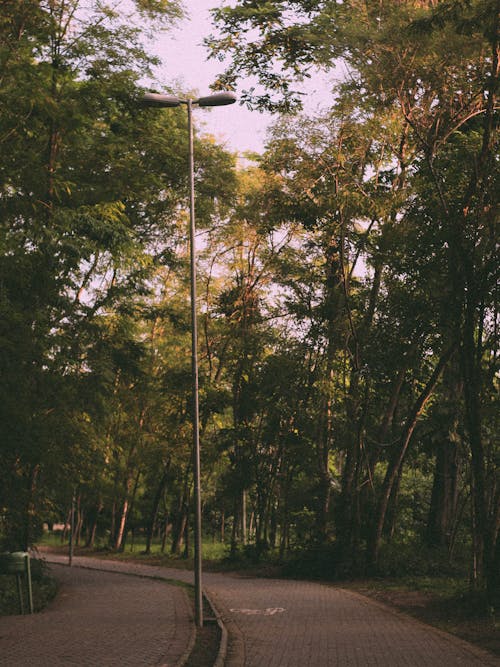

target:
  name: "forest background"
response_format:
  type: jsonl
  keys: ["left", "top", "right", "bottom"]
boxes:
{"left": 0, "top": 0, "right": 498, "bottom": 618}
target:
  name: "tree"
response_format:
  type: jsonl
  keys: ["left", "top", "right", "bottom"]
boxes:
{"left": 0, "top": 0, "right": 185, "bottom": 549}
{"left": 208, "top": 0, "right": 498, "bottom": 598}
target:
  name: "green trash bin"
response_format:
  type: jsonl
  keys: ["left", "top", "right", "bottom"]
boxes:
{"left": 0, "top": 552, "right": 34, "bottom": 614}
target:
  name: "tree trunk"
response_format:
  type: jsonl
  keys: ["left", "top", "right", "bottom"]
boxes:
{"left": 279, "top": 470, "right": 292, "bottom": 560}
{"left": 145, "top": 462, "right": 171, "bottom": 554}
{"left": 385, "top": 461, "right": 403, "bottom": 540}
{"left": 336, "top": 373, "right": 370, "bottom": 563}
{"left": 426, "top": 438, "right": 460, "bottom": 548}
{"left": 62, "top": 508, "right": 71, "bottom": 543}
{"left": 171, "top": 508, "right": 188, "bottom": 555}
{"left": 161, "top": 519, "right": 172, "bottom": 553}
{"left": 220, "top": 509, "right": 225, "bottom": 543}
{"left": 489, "top": 522, "right": 500, "bottom": 610}
{"left": 22, "top": 464, "right": 40, "bottom": 551}
{"left": 183, "top": 513, "right": 189, "bottom": 559}
{"left": 74, "top": 496, "right": 83, "bottom": 547}
{"left": 314, "top": 231, "right": 344, "bottom": 542}
{"left": 230, "top": 496, "right": 239, "bottom": 557}
{"left": 171, "top": 481, "right": 189, "bottom": 556}
{"left": 461, "top": 310, "right": 490, "bottom": 585}
{"left": 114, "top": 497, "right": 129, "bottom": 551}
{"left": 115, "top": 468, "right": 141, "bottom": 551}
{"left": 367, "top": 344, "right": 455, "bottom": 568}
{"left": 85, "top": 500, "right": 103, "bottom": 548}
{"left": 109, "top": 500, "right": 116, "bottom": 547}
{"left": 241, "top": 489, "right": 247, "bottom": 545}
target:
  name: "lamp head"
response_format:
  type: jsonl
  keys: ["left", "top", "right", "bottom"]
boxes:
{"left": 196, "top": 92, "right": 237, "bottom": 107}
{"left": 141, "top": 92, "right": 182, "bottom": 107}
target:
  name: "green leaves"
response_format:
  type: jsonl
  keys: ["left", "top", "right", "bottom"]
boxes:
{"left": 0, "top": 0, "right": 184, "bottom": 549}
{"left": 207, "top": 0, "right": 338, "bottom": 111}
{"left": 133, "top": 0, "right": 183, "bottom": 23}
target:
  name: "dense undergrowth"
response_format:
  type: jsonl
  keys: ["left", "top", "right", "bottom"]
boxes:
{"left": 0, "top": 558, "right": 58, "bottom": 616}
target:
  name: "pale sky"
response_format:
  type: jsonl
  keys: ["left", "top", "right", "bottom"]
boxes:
{"left": 150, "top": 0, "right": 334, "bottom": 155}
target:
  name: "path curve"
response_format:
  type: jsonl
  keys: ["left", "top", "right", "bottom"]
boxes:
{"left": 41, "top": 554, "right": 499, "bottom": 667}
{"left": 0, "top": 562, "right": 194, "bottom": 667}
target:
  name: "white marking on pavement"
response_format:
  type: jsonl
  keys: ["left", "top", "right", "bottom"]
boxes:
{"left": 230, "top": 607, "right": 285, "bottom": 616}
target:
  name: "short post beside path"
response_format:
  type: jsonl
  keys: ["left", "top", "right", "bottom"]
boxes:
{"left": 0, "top": 551, "right": 34, "bottom": 614}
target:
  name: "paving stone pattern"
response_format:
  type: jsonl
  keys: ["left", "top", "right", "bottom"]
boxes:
{"left": 208, "top": 577, "right": 500, "bottom": 667}
{"left": 0, "top": 564, "right": 193, "bottom": 667}
{"left": 11, "top": 554, "right": 500, "bottom": 667}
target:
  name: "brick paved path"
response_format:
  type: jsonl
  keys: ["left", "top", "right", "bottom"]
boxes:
{"left": 208, "top": 577, "right": 499, "bottom": 667}
{"left": 32, "top": 555, "right": 500, "bottom": 666}
{"left": 0, "top": 563, "right": 193, "bottom": 667}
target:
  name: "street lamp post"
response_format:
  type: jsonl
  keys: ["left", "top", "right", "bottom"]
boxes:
{"left": 141, "top": 90, "right": 236, "bottom": 628}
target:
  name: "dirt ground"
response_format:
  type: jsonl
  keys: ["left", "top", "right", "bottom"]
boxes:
{"left": 353, "top": 585, "right": 499, "bottom": 658}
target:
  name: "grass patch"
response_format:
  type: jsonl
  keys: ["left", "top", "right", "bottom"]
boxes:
{"left": 37, "top": 532, "right": 229, "bottom": 567}
{"left": 38, "top": 533, "right": 283, "bottom": 576}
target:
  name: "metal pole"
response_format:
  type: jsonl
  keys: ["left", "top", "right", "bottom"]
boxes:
{"left": 187, "top": 99, "right": 203, "bottom": 628}
{"left": 25, "top": 553, "right": 34, "bottom": 614}
{"left": 16, "top": 574, "right": 24, "bottom": 615}
{"left": 69, "top": 488, "right": 75, "bottom": 567}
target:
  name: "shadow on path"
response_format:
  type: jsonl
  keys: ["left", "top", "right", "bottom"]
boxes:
{"left": 0, "top": 563, "right": 193, "bottom": 667}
